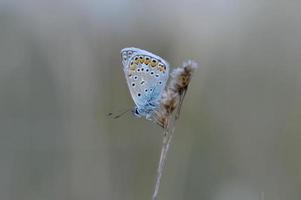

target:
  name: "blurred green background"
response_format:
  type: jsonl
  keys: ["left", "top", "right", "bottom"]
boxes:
{"left": 1, "top": 0, "right": 301, "bottom": 200}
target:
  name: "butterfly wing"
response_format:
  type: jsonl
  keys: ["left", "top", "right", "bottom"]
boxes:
{"left": 121, "top": 47, "right": 169, "bottom": 115}
{"left": 120, "top": 47, "right": 141, "bottom": 67}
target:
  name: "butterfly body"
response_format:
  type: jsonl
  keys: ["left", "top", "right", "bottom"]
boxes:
{"left": 121, "top": 47, "right": 169, "bottom": 120}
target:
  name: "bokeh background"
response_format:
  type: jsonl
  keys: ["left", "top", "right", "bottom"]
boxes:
{"left": 1, "top": 0, "right": 301, "bottom": 199}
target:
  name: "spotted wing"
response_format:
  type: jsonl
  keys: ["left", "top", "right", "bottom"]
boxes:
{"left": 120, "top": 47, "right": 140, "bottom": 67}
{"left": 121, "top": 47, "right": 169, "bottom": 108}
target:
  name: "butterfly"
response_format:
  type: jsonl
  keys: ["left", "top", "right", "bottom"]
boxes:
{"left": 120, "top": 47, "right": 170, "bottom": 121}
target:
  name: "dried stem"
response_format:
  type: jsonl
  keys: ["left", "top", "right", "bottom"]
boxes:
{"left": 151, "top": 60, "right": 198, "bottom": 200}
{"left": 152, "top": 122, "right": 175, "bottom": 200}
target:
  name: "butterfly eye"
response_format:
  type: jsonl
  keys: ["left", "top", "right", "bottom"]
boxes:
{"left": 155, "top": 74, "right": 159, "bottom": 78}
{"left": 150, "top": 59, "right": 158, "bottom": 67}
{"left": 139, "top": 56, "right": 145, "bottom": 64}
{"left": 134, "top": 76, "right": 138, "bottom": 80}
{"left": 144, "top": 56, "right": 150, "bottom": 65}
{"left": 137, "top": 93, "right": 141, "bottom": 97}
{"left": 135, "top": 108, "right": 139, "bottom": 115}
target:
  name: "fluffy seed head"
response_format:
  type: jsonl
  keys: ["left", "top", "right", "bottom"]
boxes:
{"left": 153, "top": 60, "right": 198, "bottom": 128}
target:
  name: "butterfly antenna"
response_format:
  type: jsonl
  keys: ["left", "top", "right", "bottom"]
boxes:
{"left": 107, "top": 109, "right": 131, "bottom": 119}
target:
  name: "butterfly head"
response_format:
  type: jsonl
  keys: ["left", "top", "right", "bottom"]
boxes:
{"left": 132, "top": 107, "right": 141, "bottom": 118}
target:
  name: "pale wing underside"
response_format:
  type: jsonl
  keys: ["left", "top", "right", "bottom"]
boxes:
{"left": 121, "top": 47, "right": 169, "bottom": 108}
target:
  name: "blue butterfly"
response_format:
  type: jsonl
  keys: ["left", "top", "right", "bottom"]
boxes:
{"left": 121, "top": 47, "right": 170, "bottom": 120}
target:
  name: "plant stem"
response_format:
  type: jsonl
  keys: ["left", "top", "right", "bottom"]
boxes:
{"left": 152, "top": 125, "right": 175, "bottom": 200}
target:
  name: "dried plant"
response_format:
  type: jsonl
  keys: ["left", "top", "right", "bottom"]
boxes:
{"left": 152, "top": 60, "right": 198, "bottom": 200}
